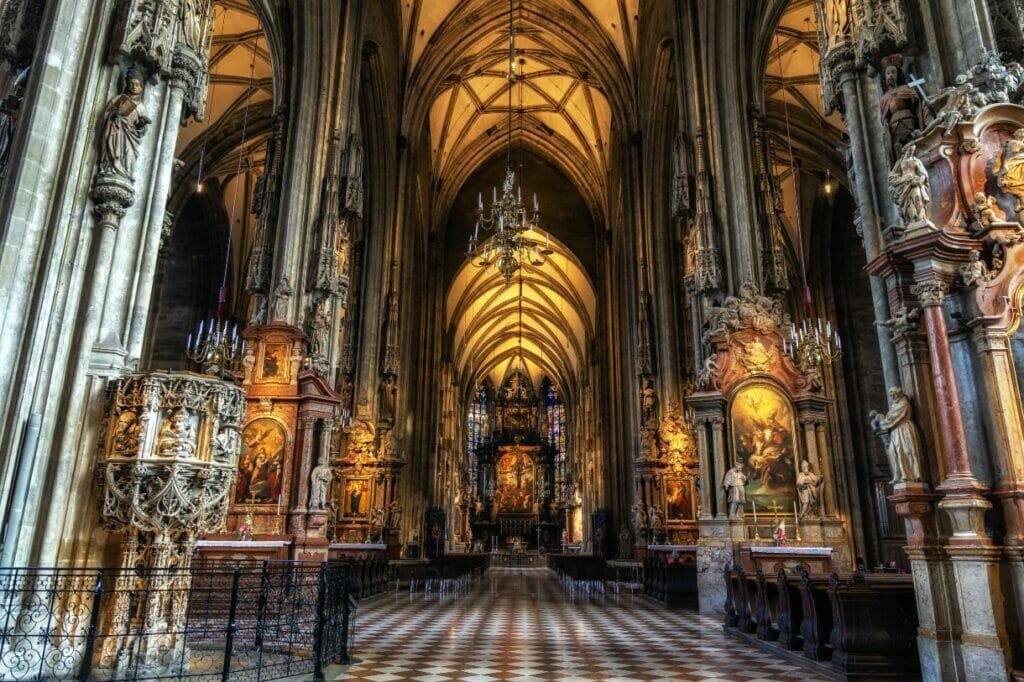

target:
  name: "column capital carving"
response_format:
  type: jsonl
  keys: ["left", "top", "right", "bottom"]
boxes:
{"left": 910, "top": 281, "right": 949, "bottom": 307}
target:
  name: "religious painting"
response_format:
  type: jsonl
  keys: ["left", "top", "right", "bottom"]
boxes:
{"left": 343, "top": 478, "right": 370, "bottom": 518}
{"left": 729, "top": 382, "right": 798, "bottom": 513}
{"left": 260, "top": 342, "right": 289, "bottom": 381}
{"left": 236, "top": 418, "right": 287, "bottom": 505}
{"left": 496, "top": 447, "right": 535, "bottom": 514}
{"left": 664, "top": 477, "right": 694, "bottom": 522}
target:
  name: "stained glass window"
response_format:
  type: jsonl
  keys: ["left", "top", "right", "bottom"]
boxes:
{"left": 546, "top": 386, "right": 565, "bottom": 453}
{"left": 467, "top": 386, "right": 488, "bottom": 456}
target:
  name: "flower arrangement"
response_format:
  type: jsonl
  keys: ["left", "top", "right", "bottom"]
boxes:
{"left": 772, "top": 520, "right": 788, "bottom": 547}
{"left": 237, "top": 505, "right": 255, "bottom": 541}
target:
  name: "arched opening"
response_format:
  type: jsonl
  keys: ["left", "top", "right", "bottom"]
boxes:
{"left": 144, "top": 0, "right": 275, "bottom": 369}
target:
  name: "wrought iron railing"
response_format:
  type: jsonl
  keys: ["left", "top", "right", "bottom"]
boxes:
{"left": 0, "top": 561, "right": 356, "bottom": 681}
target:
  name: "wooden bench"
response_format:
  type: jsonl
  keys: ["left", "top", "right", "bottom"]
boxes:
{"left": 827, "top": 572, "right": 919, "bottom": 679}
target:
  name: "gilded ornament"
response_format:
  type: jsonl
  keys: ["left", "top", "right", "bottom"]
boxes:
{"left": 993, "top": 128, "right": 1024, "bottom": 214}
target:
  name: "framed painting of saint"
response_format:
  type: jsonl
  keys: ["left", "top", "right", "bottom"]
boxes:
{"left": 343, "top": 478, "right": 371, "bottom": 518}
{"left": 729, "top": 382, "right": 798, "bottom": 513}
{"left": 236, "top": 418, "right": 287, "bottom": 505}
{"left": 260, "top": 342, "right": 289, "bottom": 382}
{"left": 664, "top": 477, "right": 694, "bottom": 522}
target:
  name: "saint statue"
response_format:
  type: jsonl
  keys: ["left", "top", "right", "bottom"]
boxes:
{"left": 888, "top": 145, "right": 930, "bottom": 226}
{"left": 379, "top": 375, "right": 397, "bottom": 423}
{"left": 212, "top": 427, "right": 238, "bottom": 463}
{"left": 180, "top": 0, "right": 211, "bottom": 53}
{"left": 639, "top": 379, "right": 658, "bottom": 427}
{"left": 870, "top": 387, "right": 924, "bottom": 484}
{"left": 99, "top": 67, "right": 151, "bottom": 181}
{"left": 242, "top": 345, "right": 256, "bottom": 384}
{"left": 879, "top": 57, "right": 926, "bottom": 160}
{"left": 722, "top": 462, "right": 747, "bottom": 518}
{"left": 0, "top": 68, "right": 28, "bottom": 179}
{"left": 796, "top": 460, "right": 823, "bottom": 519}
{"left": 309, "top": 459, "right": 333, "bottom": 510}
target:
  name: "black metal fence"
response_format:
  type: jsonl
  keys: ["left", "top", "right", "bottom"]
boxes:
{"left": 0, "top": 561, "right": 356, "bottom": 681}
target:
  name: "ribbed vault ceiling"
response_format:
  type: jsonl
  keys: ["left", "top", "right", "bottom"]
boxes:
{"left": 405, "top": 0, "right": 637, "bottom": 219}
{"left": 446, "top": 234, "right": 596, "bottom": 404}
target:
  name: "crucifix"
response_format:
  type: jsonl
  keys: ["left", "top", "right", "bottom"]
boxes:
{"left": 907, "top": 72, "right": 936, "bottom": 116}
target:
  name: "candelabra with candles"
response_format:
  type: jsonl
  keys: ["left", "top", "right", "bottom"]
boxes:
{"left": 467, "top": 169, "right": 550, "bottom": 285}
{"left": 186, "top": 318, "right": 242, "bottom": 378}
{"left": 783, "top": 318, "right": 842, "bottom": 366}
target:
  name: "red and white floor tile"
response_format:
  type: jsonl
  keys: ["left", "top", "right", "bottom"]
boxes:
{"left": 329, "top": 567, "right": 826, "bottom": 682}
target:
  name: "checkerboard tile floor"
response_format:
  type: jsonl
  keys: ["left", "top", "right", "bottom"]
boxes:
{"left": 328, "top": 567, "right": 826, "bottom": 681}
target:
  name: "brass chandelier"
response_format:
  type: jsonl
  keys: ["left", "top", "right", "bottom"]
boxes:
{"left": 466, "top": 0, "right": 550, "bottom": 286}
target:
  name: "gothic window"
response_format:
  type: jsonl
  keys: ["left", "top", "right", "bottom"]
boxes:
{"left": 546, "top": 386, "right": 565, "bottom": 453}
{"left": 467, "top": 386, "right": 488, "bottom": 456}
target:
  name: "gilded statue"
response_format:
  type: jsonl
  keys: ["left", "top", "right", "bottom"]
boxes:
{"left": 739, "top": 339, "right": 773, "bottom": 373}
{"left": 722, "top": 462, "right": 747, "bottom": 518}
{"left": 112, "top": 411, "right": 141, "bottom": 454}
{"left": 157, "top": 409, "right": 196, "bottom": 458}
{"left": 99, "top": 66, "right": 151, "bottom": 181}
{"left": 345, "top": 418, "right": 376, "bottom": 466}
{"left": 888, "top": 145, "right": 931, "bottom": 227}
{"left": 993, "top": 128, "right": 1024, "bottom": 214}
{"left": 879, "top": 56, "right": 926, "bottom": 160}
{"left": 870, "top": 387, "right": 924, "bottom": 484}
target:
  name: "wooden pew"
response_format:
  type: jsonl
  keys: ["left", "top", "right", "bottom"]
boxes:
{"left": 796, "top": 565, "right": 833, "bottom": 661}
{"left": 753, "top": 568, "right": 779, "bottom": 642}
{"left": 774, "top": 568, "right": 804, "bottom": 651}
{"left": 723, "top": 565, "right": 739, "bottom": 627}
{"left": 827, "top": 572, "right": 919, "bottom": 679}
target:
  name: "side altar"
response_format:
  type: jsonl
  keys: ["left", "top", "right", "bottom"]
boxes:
{"left": 687, "top": 284, "right": 853, "bottom": 613}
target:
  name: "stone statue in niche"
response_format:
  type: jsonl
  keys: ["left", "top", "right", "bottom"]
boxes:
{"left": 994, "top": 128, "right": 1024, "bottom": 214}
{"left": 722, "top": 462, "right": 747, "bottom": 518}
{"left": 308, "top": 457, "right": 333, "bottom": 510}
{"left": 271, "top": 277, "right": 293, "bottom": 321}
{"left": 796, "top": 460, "right": 823, "bottom": 519}
{"left": 379, "top": 375, "right": 397, "bottom": 424}
{"left": 99, "top": 66, "right": 151, "bottom": 181}
{"left": 639, "top": 378, "right": 658, "bottom": 427}
{"left": 157, "top": 409, "right": 196, "bottom": 458}
{"left": 704, "top": 282, "right": 786, "bottom": 339}
{"left": 959, "top": 249, "right": 991, "bottom": 287}
{"left": 971, "top": 192, "right": 1006, "bottom": 228}
{"left": 888, "top": 144, "right": 931, "bottom": 227}
{"left": 870, "top": 387, "right": 924, "bottom": 484}
{"left": 878, "top": 55, "right": 926, "bottom": 160}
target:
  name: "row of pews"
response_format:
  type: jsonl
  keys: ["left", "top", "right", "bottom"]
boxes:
{"left": 643, "top": 552, "right": 698, "bottom": 607}
{"left": 724, "top": 564, "right": 920, "bottom": 680}
{"left": 333, "top": 555, "right": 391, "bottom": 598}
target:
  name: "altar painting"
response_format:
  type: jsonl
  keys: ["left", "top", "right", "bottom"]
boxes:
{"left": 665, "top": 477, "right": 694, "bottom": 522}
{"left": 236, "top": 418, "right": 286, "bottom": 504}
{"left": 496, "top": 448, "right": 534, "bottom": 513}
{"left": 260, "top": 342, "right": 289, "bottom": 382}
{"left": 343, "top": 478, "right": 370, "bottom": 518}
{"left": 730, "top": 383, "right": 797, "bottom": 512}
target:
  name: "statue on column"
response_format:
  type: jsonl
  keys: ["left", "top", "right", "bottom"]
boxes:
{"left": 879, "top": 55, "right": 926, "bottom": 160}
{"left": 722, "top": 462, "right": 747, "bottom": 518}
{"left": 796, "top": 460, "right": 823, "bottom": 519}
{"left": 379, "top": 375, "right": 397, "bottom": 424}
{"left": 99, "top": 66, "right": 151, "bottom": 181}
{"left": 870, "top": 387, "right": 924, "bottom": 484}
{"left": 888, "top": 145, "right": 930, "bottom": 227}
{"left": 309, "top": 457, "right": 333, "bottom": 510}
{"left": 639, "top": 378, "right": 658, "bottom": 427}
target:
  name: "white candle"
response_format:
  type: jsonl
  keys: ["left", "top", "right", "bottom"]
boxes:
{"left": 752, "top": 499, "right": 757, "bottom": 523}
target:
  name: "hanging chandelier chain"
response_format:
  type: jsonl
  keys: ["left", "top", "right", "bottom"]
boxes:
{"left": 466, "top": 0, "right": 548, "bottom": 286}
